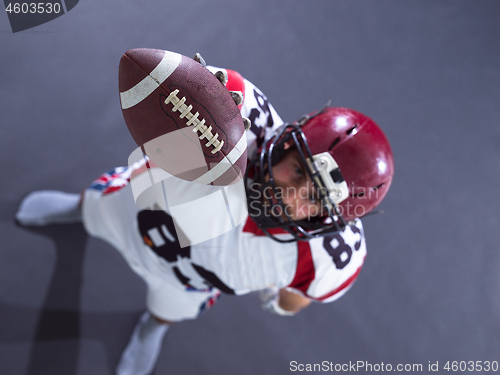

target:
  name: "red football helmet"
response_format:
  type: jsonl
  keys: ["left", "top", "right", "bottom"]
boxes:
{"left": 245, "top": 106, "right": 394, "bottom": 242}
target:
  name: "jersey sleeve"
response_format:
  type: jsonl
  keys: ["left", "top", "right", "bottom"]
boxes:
{"left": 287, "top": 220, "right": 367, "bottom": 303}
{"left": 206, "top": 66, "right": 284, "bottom": 158}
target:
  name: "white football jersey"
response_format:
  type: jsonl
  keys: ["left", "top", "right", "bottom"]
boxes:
{"left": 85, "top": 69, "right": 367, "bottom": 304}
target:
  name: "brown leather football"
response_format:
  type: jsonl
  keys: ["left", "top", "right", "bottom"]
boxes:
{"left": 119, "top": 48, "right": 247, "bottom": 185}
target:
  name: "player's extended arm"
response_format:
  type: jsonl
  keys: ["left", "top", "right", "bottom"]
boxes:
{"left": 278, "top": 288, "right": 311, "bottom": 313}
{"left": 260, "top": 287, "right": 311, "bottom": 316}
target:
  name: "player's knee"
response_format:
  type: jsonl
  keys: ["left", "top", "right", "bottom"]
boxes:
{"left": 150, "top": 313, "right": 177, "bottom": 325}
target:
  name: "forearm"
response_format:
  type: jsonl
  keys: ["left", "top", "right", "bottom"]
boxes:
{"left": 278, "top": 288, "right": 311, "bottom": 313}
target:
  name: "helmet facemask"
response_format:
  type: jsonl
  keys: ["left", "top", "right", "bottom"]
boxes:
{"left": 245, "top": 123, "right": 349, "bottom": 242}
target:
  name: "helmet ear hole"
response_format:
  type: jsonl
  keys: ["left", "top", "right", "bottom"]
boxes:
{"left": 346, "top": 123, "right": 359, "bottom": 135}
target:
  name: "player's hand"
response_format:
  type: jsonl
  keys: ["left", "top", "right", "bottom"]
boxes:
{"left": 193, "top": 53, "right": 251, "bottom": 131}
{"left": 259, "top": 287, "right": 296, "bottom": 316}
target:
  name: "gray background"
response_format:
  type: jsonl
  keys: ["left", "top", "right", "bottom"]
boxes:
{"left": 1, "top": 1, "right": 500, "bottom": 374}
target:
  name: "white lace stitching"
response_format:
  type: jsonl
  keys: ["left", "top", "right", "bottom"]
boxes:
{"left": 164, "top": 89, "right": 224, "bottom": 154}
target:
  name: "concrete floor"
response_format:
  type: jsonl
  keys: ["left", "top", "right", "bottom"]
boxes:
{"left": 1, "top": 1, "right": 500, "bottom": 374}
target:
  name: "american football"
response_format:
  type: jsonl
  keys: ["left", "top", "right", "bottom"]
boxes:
{"left": 119, "top": 48, "right": 247, "bottom": 185}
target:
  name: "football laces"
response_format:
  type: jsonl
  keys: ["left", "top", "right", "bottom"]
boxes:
{"left": 164, "top": 89, "right": 224, "bottom": 154}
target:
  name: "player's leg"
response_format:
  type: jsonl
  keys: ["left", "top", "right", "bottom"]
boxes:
{"left": 116, "top": 311, "right": 173, "bottom": 375}
{"left": 16, "top": 165, "right": 132, "bottom": 227}
{"left": 15, "top": 190, "right": 83, "bottom": 226}
{"left": 116, "top": 284, "right": 221, "bottom": 375}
